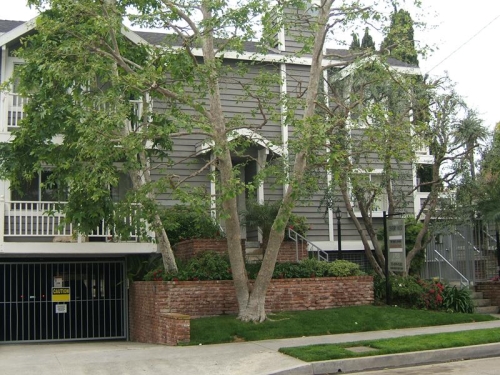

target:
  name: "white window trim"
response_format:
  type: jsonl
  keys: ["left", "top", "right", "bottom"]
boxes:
{"left": 350, "top": 169, "right": 388, "bottom": 218}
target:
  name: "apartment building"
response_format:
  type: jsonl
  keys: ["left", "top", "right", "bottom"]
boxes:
{"left": 0, "top": 10, "right": 422, "bottom": 343}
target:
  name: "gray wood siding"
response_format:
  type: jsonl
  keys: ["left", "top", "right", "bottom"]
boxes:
{"left": 282, "top": 6, "right": 315, "bottom": 54}
{"left": 150, "top": 61, "right": 283, "bottom": 207}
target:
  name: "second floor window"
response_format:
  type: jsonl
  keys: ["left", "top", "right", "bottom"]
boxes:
{"left": 11, "top": 171, "right": 67, "bottom": 202}
{"left": 351, "top": 172, "right": 388, "bottom": 215}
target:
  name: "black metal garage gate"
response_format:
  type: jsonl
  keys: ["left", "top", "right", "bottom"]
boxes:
{"left": 0, "top": 260, "right": 127, "bottom": 343}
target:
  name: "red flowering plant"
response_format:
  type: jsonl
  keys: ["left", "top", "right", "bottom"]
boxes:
{"left": 417, "top": 278, "right": 445, "bottom": 310}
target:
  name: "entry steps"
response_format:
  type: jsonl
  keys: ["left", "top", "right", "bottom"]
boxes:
{"left": 471, "top": 291, "right": 499, "bottom": 314}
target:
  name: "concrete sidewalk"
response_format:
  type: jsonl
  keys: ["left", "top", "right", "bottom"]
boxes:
{"left": 1, "top": 319, "right": 500, "bottom": 375}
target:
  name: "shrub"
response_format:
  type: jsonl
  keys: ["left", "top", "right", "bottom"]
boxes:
{"left": 389, "top": 275, "right": 425, "bottom": 307}
{"left": 374, "top": 275, "right": 446, "bottom": 310}
{"left": 160, "top": 205, "right": 224, "bottom": 245}
{"left": 144, "top": 252, "right": 232, "bottom": 281}
{"left": 325, "top": 260, "right": 363, "bottom": 277}
{"left": 243, "top": 200, "right": 280, "bottom": 247}
{"left": 271, "top": 259, "right": 362, "bottom": 279}
{"left": 442, "top": 286, "right": 475, "bottom": 313}
{"left": 418, "top": 279, "right": 445, "bottom": 310}
{"left": 243, "top": 200, "right": 309, "bottom": 246}
{"left": 273, "top": 262, "right": 307, "bottom": 279}
{"left": 144, "top": 255, "right": 363, "bottom": 281}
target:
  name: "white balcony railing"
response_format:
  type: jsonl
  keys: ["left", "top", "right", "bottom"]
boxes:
{"left": 4, "top": 92, "right": 28, "bottom": 129}
{"left": 0, "top": 200, "right": 152, "bottom": 242}
{"left": 2, "top": 93, "right": 144, "bottom": 133}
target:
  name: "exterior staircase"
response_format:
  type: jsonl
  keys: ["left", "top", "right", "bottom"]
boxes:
{"left": 245, "top": 241, "right": 263, "bottom": 262}
{"left": 471, "top": 290, "right": 499, "bottom": 314}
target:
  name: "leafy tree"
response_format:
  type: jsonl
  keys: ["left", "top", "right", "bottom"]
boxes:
{"left": 322, "top": 59, "right": 486, "bottom": 276}
{"left": 0, "top": 0, "right": 414, "bottom": 322}
{"left": 477, "top": 123, "right": 500, "bottom": 222}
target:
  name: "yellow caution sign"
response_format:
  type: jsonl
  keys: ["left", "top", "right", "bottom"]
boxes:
{"left": 52, "top": 287, "right": 70, "bottom": 302}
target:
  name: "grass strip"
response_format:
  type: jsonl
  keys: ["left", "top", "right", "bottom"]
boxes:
{"left": 189, "top": 305, "right": 496, "bottom": 345}
{"left": 279, "top": 328, "right": 500, "bottom": 362}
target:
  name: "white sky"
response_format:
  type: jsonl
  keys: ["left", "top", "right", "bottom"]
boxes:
{"left": 1, "top": 0, "right": 500, "bottom": 130}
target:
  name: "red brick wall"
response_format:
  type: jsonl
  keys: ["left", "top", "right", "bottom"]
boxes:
{"left": 476, "top": 282, "right": 500, "bottom": 307}
{"left": 276, "top": 241, "right": 308, "bottom": 262}
{"left": 174, "top": 239, "right": 307, "bottom": 263}
{"left": 129, "top": 276, "right": 373, "bottom": 344}
{"left": 173, "top": 239, "right": 233, "bottom": 262}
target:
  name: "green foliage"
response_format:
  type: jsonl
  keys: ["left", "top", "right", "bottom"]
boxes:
{"left": 161, "top": 205, "right": 224, "bottom": 245}
{"left": 127, "top": 254, "right": 162, "bottom": 282}
{"left": 380, "top": 9, "right": 419, "bottom": 66}
{"left": 144, "top": 252, "right": 232, "bottom": 281}
{"left": 179, "top": 252, "right": 232, "bottom": 281}
{"left": 243, "top": 200, "right": 309, "bottom": 245}
{"left": 404, "top": 218, "right": 426, "bottom": 274}
{"left": 243, "top": 200, "right": 281, "bottom": 246}
{"left": 374, "top": 275, "right": 446, "bottom": 310}
{"left": 146, "top": 256, "right": 362, "bottom": 281}
{"left": 478, "top": 123, "right": 500, "bottom": 222}
{"left": 349, "top": 32, "right": 360, "bottom": 50}
{"left": 442, "top": 286, "right": 475, "bottom": 313}
{"left": 326, "top": 260, "right": 363, "bottom": 277}
{"left": 273, "top": 259, "right": 363, "bottom": 279}
{"left": 361, "top": 27, "right": 375, "bottom": 49}
{"left": 420, "top": 279, "right": 445, "bottom": 310}
{"left": 387, "top": 276, "right": 422, "bottom": 307}
{"left": 287, "top": 213, "right": 309, "bottom": 237}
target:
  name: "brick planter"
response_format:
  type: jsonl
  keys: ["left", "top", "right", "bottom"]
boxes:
{"left": 173, "top": 239, "right": 246, "bottom": 262}
{"left": 276, "top": 241, "right": 308, "bottom": 262}
{"left": 129, "top": 276, "right": 373, "bottom": 345}
{"left": 475, "top": 281, "right": 500, "bottom": 307}
{"left": 174, "top": 238, "right": 307, "bottom": 263}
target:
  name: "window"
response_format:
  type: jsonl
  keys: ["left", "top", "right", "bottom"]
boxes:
{"left": 110, "top": 172, "right": 133, "bottom": 202}
{"left": 11, "top": 171, "right": 67, "bottom": 202}
{"left": 416, "top": 164, "right": 433, "bottom": 193}
{"left": 7, "top": 63, "right": 28, "bottom": 127}
{"left": 350, "top": 171, "right": 388, "bottom": 216}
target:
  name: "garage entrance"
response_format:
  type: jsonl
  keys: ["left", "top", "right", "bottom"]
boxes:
{"left": 0, "top": 259, "right": 127, "bottom": 343}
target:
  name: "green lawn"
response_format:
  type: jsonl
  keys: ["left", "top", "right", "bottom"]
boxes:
{"left": 279, "top": 328, "right": 500, "bottom": 362}
{"left": 188, "top": 305, "right": 497, "bottom": 345}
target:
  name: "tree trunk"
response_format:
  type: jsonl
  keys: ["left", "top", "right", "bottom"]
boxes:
{"left": 154, "top": 214, "right": 178, "bottom": 273}
{"left": 199, "top": 2, "right": 252, "bottom": 315}
{"left": 339, "top": 181, "right": 384, "bottom": 276}
{"left": 235, "top": 0, "right": 336, "bottom": 322}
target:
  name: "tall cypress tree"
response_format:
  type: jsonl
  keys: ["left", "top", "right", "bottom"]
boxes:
{"left": 381, "top": 9, "right": 419, "bottom": 66}
{"left": 349, "top": 32, "right": 361, "bottom": 50}
{"left": 361, "top": 27, "right": 375, "bottom": 49}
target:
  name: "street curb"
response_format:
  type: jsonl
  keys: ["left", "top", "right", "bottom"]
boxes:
{"left": 269, "top": 343, "right": 500, "bottom": 375}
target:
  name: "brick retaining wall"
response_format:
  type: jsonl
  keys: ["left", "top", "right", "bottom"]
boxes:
{"left": 475, "top": 281, "right": 500, "bottom": 307}
{"left": 174, "top": 239, "right": 308, "bottom": 263}
{"left": 129, "top": 276, "right": 373, "bottom": 345}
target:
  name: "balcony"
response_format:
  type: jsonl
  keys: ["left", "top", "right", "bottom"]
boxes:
{"left": 0, "top": 199, "right": 157, "bottom": 255}
{"left": 1, "top": 92, "right": 27, "bottom": 132}
{"left": 1, "top": 93, "right": 143, "bottom": 133}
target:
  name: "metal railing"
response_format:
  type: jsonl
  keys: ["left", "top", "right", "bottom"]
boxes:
{"left": 432, "top": 250, "right": 470, "bottom": 288}
{"left": 287, "top": 227, "right": 328, "bottom": 262}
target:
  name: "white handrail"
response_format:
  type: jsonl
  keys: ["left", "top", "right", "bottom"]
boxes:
{"left": 433, "top": 250, "right": 469, "bottom": 287}
{"left": 287, "top": 227, "right": 328, "bottom": 262}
